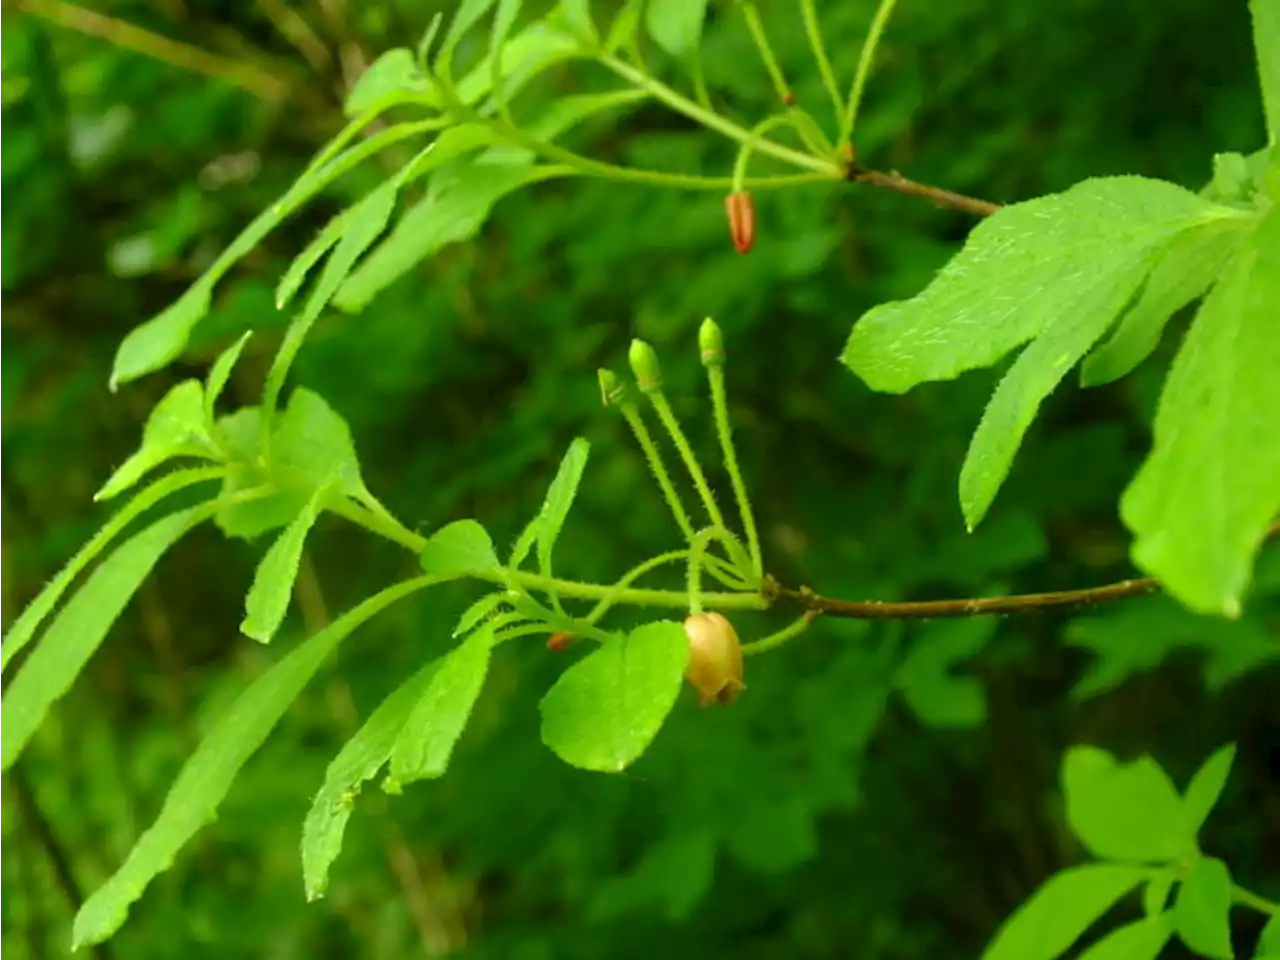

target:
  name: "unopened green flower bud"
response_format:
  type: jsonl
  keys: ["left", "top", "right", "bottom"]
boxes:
{"left": 683, "top": 612, "right": 745, "bottom": 706}
{"left": 598, "top": 368, "right": 627, "bottom": 407}
{"left": 699, "top": 317, "right": 725, "bottom": 367}
{"left": 628, "top": 339, "right": 663, "bottom": 393}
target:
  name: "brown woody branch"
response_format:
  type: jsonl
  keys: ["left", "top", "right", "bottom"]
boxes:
{"left": 847, "top": 163, "right": 1003, "bottom": 217}
{"left": 769, "top": 522, "right": 1280, "bottom": 621}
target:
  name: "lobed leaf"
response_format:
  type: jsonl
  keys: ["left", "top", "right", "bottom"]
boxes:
{"left": 1174, "top": 857, "right": 1235, "bottom": 960}
{"left": 1121, "top": 206, "right": 1280, "bottom": 616}
{"left": 1079, "top": 220, "right": 1245, "bottom": 386}
{"left": 1062, "top": 746, "right": 1192, "bottom": 862}
{"left": 71, "top": 576, "right": 437, "bottom": 948}
{"left": 539, "top": 621, "right": 689, "bottom": 772}
{"left": 2, "top": 505, "right": 215, "bottom": 772}
{"left": 979, "top": 863, "right": 1149, "bottom": 960}
{"left": 302, "top": 657, "right": 443, "bottom": 899}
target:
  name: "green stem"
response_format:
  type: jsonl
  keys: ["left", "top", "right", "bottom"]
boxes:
{"left": 740, "top": 613, "right": 816, "bottom": 656}
{"left": 840, "top": 0, "right": 900, "bottom": 145}
{"left": 691, "top": 56, "right": 713, "bottom": 110}
{"left": 799, "top": 0, "right": 844, "bottom": 128}
{"left": 732, "top": 114, "right": 796, "bottom": 191}
{"left": 740, "top": 2, "right": 791, "bottom": 104}
{"left": 647, "top": 391, "right": 725, "bottom": 532}
{"left": 598, "top": 53, "right": 840, "bottom": 176}
{"left": 588, "top": 550, "right": 691, "bottom": 623}
{"left": 707, "top": 364, "right": 761, "bottom": 579}
{"left": 687, "top": 528, "right": 722, "bottom": 614}
{"left": 1233, "top": 884, "right": 1280, "bottom": 916}
{"left": 620, "top": 400, "right": 697, "bottom": 542}
{"left": 500, "top": 570, "right": 766, "bottom": 612}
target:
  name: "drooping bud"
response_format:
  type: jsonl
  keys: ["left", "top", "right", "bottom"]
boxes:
{"left": 628, "top": 339, "right": 662, "bottom": 394}
{"left": 598, "top": 368, "right": 627, "bottom": 407}
{"left": 682, "top": 612, "right": 745, "bottom": 706}
{"left": 698, "top": 317, "right": 725, "bottom": 367}
{"left": 724, "top": 191, "right": 756, "bottom": 255}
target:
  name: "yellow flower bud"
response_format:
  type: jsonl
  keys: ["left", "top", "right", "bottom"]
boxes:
{"left": 683, "top": 612, "right": 745, "bottom": 706}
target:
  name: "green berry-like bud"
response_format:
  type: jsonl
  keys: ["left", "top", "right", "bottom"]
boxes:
{"left": 699, "top": 317, "right": 725, "bottom": 367}
{"left": 598, "top": 368, "right": 627, "bottom": 407}
{"left": 628, "top": 339, "right": 663, "bottom": 393}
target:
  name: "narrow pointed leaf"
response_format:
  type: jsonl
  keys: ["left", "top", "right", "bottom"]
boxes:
{"left": 540, "top": 621, "right": 689, "bottom": 772}
{"left": 302, "top": 657, "right": 443, "bottom": 899}
{"left": 71, "top": 576, "right": 436, "bottom": 948}
{"left": 1122, "top": 207, "right": 1280, "bottom": 616}
{"left": 241, "top": 488, "right": 327, "bottom": 643}
{"left": 1182, "top": 743, "right": 1237, "bottom": 835}
{"left": 345, "top": 49, "right": 429, "bottom": 117}
{"left": 1175, "top": 857, "right": 1235, "bottom": 960}
{"left": 387, "top": 627, "right": 494, "bottom": 784}
{"left": 537, "top": 438, "right": 590, "bottom": 580}
{"left": 979, "top": 864, "right": 1148, "bottom": 960}
{"left": 1252, "top": 0, "right": 1280, "bottom": 145}
{"left": 1143, "top": 870, "right": 1177, "bottom": 917}
{"left": 560, "top": 0, "right": 598, "bottom": 43}
{"left": 645, "top": 0, "right": 707, "bottom": 61}
{"left": 1080, "top": 221, "right": 1245, "bottom": 386}
{"left": 453, "top": 592, "right": 509, "bottom": 637}
{"left": 204, "top": 332, "right": 253, "bottom": 426}
{"left": 1, "top": 467, "right": 223, "bottom": 672}
{"left": 2, "top": 505, "right": 214, "bottom": 772}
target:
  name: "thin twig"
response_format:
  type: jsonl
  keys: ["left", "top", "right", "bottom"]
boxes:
{"left": 848, "top": 163, "right": 1002, "bottom": 216}
{"left": 16, "top": 0, "right": 292, "bottom": 102}
{"left": 771, "top": 522, "right": 1280, "bottom": 621}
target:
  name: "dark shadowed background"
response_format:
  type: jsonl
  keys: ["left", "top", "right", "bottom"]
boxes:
{"left": 3, "top": 1, "right": 1277, "bottom": 957}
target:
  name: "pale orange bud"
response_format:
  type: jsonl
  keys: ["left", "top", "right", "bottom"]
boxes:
{"left": 683, "top": 612, "right": 745, "bottom": 706}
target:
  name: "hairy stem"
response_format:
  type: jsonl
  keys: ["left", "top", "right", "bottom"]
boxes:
{"left": 740, "top": 2, "right": 791, "bottom": 104}
{"left": 799, "top": 0, "right": 843, "bottom": 128}
{"left": 647, "top": 391, "right": 726, "bottom": 532}
{"left": 840, "top": 0, "right": 901, "bottom": 144}
{"left": 707, "top": 364, "right": 762, "bottom": 579}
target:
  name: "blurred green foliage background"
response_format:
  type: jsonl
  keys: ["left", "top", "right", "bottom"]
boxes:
{"left": 3, "top": 1, "right": 1278, "bottom": 957}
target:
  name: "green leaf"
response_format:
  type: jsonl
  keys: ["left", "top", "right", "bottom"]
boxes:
{"left": 204, "top": 332, "right": 252, "bottom": 427}
{"left": 334, "top": 163, "right": 562, "bottom": 312}
{"left": 1253, "top": 0, "right": 1280, "bottom": 146}
{"left": 539, "top": 621, "right": 689, "bottom": 772}
{"left": 559, "top": 0, "right": 598, "bottom": 44}
{"left": 212, "top": 408, "right": 308, "bottom": 541}
{"left": 301, "top": 657, "right": 443, "bottom": 899}
{"left": 894, "top": 619, "right": 994, "bottom": 728}
{"left": 536, "top": 438, "right": 590, "bottom": 581}
{"left": 605, "top": 0, "right": 644, "bottom": 54}
{"left": 1143, "top": 869, "right": 1177, "bottom": 917}
{"left": 1063, "top": 746, "right": 1191, "bottom": 862}
{"left": 439, "top": 0, "right": 499, "bottom": 74}
{"left": 1, "top": 505, "right": 213, "bottom": 773}
{"left": 844, "top": 177, "right": 1233, "bottom": 393}
{"left": 453, "top": 592, "right": 510, "bottom": 637}
{"left": 464, "top": 22, "right": 582, "bottom": 108}
{"left": 1183, "top": 744, "right": 1237, "bottom": 835}
{"left": 240, "top": 488, "right": 326, "bottom": 643}
{"left": 1080, "top": 220, "right": 1245, "bottom": 386}
{"left": 1121, "top": 206, "right": 1280, "bottom": 616}
{"left": 96, "top": 380, "right": 215, "bottom": 501}
{"left": 274, "top": 213, "right": 346, "bottom": 311}
{"left": 979, "top": 863, "right": 1149, "bottom": 960}
{"left": 482, "top": 89, "right": 648, "bottom": 165}
{"left": 399, "top": 124, "right": 503, "bottom": 183}
{"left": 0, "top": 467, "right": 223, "bottom": 672}
{"left": 1076, "top": 914, "right": 1175, "bottom": 960}
{"left": 345, "top": 49, "right": 429, "bottom": 117}
{"left": 645, "top": 0, "right": 707, "bottom": 61}
{"left": 71, "top": 576, "right": 435, "bottom": 948}
{"left": 264, "top": 181, "right": 399, "bottom": 417}
{"left": 272, "top": 388, "right": 371, "bottom": 502}
{"left": 419, "top": 520, "right": 502, "bottom": 575}
{"left": 1258, "top": 915, "right": 1280, "bottom": 960}
{"left": 508, "top": 515, "right": 540, "bottom": 570}
{"left": 1175, "top": 857, "right": 1235, "bottom": 960}
{"left": 109, "top": 120, "right": 436, "bottom": 387}
{"left": 387, "top": 626, "right": 494, "bottom": 785}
